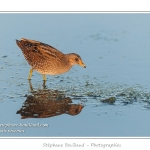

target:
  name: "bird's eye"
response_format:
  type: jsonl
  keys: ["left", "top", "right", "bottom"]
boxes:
{"left": 75, "top": 58, "right": 79, "bottom": 62}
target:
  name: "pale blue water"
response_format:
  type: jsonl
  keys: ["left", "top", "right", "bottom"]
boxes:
{"left": 0, "top": 13, "right": 150, "bottom": 136}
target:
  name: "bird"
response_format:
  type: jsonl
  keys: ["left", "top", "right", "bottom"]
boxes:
{"left": 16, "top": 38, "right": 86, "bottom": 81}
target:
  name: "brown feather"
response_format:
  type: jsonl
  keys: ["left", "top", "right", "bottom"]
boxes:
{"left": 16, "top": 38, "right": 86, "bottom": 77}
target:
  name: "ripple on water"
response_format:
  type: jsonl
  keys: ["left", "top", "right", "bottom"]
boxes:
{"left": 28, "top": 76, "right": 150, "bottom": 110}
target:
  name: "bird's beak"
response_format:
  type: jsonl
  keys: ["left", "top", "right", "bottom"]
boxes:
{"left": 79, "top": 60, "right": 86, "bottom": 68}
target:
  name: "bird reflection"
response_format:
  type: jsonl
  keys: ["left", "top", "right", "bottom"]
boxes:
{"left": 16, "top": 80, "right": 84, "bottom": 119}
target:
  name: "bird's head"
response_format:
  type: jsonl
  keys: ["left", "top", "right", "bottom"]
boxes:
{"left": 67, "top": 53, "right": 86, "bottom": 68}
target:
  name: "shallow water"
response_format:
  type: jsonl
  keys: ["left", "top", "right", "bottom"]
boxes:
{"left": 1, "top": 13, "right": 150, "bottom": 136}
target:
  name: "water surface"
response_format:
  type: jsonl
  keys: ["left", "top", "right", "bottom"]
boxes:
{"left": 0, "top": 13, "right": 150, "bottom": 136}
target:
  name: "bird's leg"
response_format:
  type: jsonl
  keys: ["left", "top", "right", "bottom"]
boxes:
{"left": 28, "top": 80, "right": 33, "bottom": 92}
{"left": 28, "top": 69, "right": 33, "bottom": 80}
{"left": 42, "top": 80, "right": 47, "bottom": 89}
{"left": 42, "top": 74, "right": 46, "bottom": 81}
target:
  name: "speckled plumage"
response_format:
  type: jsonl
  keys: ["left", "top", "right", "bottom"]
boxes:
{"left": 16, "top": 38, "right": 86, "bottom": 80}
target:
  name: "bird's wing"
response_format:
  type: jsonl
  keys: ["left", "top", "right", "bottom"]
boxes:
{"left": 16, "top": 38, "right": 65, "bottom": 62}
